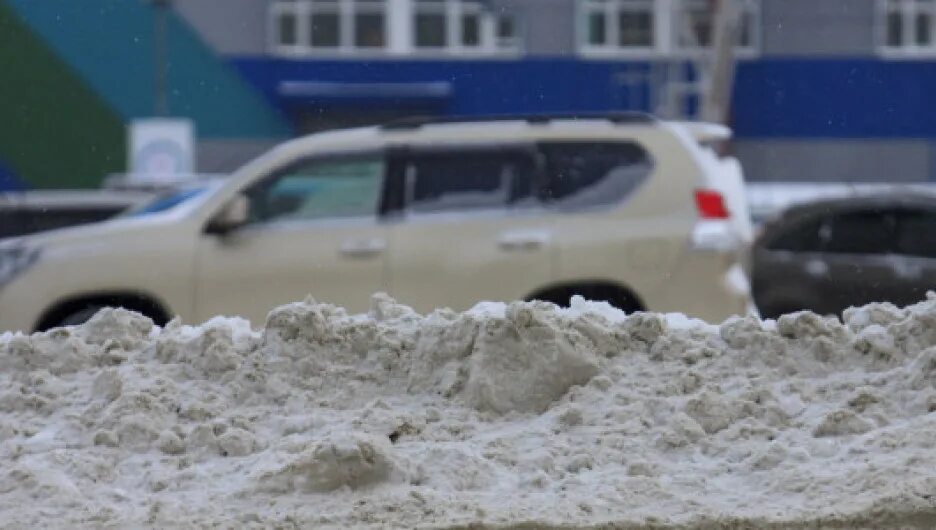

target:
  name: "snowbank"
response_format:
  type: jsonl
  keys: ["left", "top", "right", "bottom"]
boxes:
{"left": 2, "top": 293, "right": 936, "bottom": 528}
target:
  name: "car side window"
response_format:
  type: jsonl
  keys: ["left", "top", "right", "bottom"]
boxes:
{"left": 823, "top": 210, "right": 896, "bottom": 255}
{"left": 539, "top": 141, "right": 652, "bottom": 210}
{"left": 404, "top": 149, "right": 537, "bottom": 214}
{"left": 246, "top": 155, "right": 384, "bottom": 224}
{"left": 896, "top": 209, "right": 936, "bottom": 258}
{"left": 766, "top": 217, "right": 825, "bottom": 252}
{"left": 0, "top": 211, "right": 23, "bottom": 238}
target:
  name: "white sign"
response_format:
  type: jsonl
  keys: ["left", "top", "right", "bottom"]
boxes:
{"left": 128, "top": 118, "right": 195, "bottom": 182}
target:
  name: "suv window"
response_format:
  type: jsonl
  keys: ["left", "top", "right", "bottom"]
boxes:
{"left": 539, "top": 142, "right": 652, "bottom": 210}
{"left": 403, "top": 148, "right": 537, "bottom": 214}
{"left": 246, "top": 155, "right": 384, "bottom": 223}
{"left": 823, "top": 209, "right": 896, "bottom": 255}
{"left": 896, "top": 209, "right": 936, "bottom": 258}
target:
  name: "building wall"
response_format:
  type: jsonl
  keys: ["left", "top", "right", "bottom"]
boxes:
{"left": 741, "top": 0, "right": 935, "bottom": 183}
{"left": 760, "top": 0, "right": 876, "bottom": 56}
{"left": 159, "top": 0, "right": 936, "bottom": 184}
{"left": 0, "top": 0, "right": 292, "bottom": 188}
{"left": 496, "top": 0, "right": 577, "bottom": 56}
{"left": 0, "top": 2, "right": 125, "bottom": 189}
{"left": 733, "top": 140, "right": 936, "bottom": 183}
{"left": 173, "top": 0, "right": 269, "bottom": 56}
{"left": 196, "top": 139, "right": 281, "bottom": 173}
{"left": 6, "top": 0, "right": 936, "bottom": 186}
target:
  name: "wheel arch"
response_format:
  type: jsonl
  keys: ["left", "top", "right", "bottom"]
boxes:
{"left": 34, "top": 290, "right": 173, "bottom": 332}
{"left": 525, "top": 280, "right": 646, "bottom": 312}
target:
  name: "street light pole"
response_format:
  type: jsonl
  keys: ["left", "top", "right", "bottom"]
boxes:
{"left": 151, "top": 0, "right": 172, "bottom": 116}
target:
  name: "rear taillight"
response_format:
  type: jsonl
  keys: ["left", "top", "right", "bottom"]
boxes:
{"left": 695, "top": 189, "right": 730, "bottom": 219}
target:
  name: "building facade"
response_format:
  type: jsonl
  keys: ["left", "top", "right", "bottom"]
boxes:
{"left": 2, "top": 0, "right": 936, "bottom": 188}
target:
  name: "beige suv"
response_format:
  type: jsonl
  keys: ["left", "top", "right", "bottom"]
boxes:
{"left": 0, "top": 114, "right": 752, "bottom": 332}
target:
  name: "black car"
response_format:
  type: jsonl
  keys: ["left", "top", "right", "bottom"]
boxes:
{"left": 0, "top": 190, "right": 151, "bottom": 239}
{"left": 752, "top": 194, "right": 936, "bottom": 318}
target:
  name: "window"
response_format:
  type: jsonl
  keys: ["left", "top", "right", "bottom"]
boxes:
{"left": 618, "top": 4, "right": 654, "bottom": 46}
{"left": 270, "top": 0, "right": 519, "bottom": 55}
{"left": 578, "top": 0, "right": 759, "bottom": 55}
{"left": 880, "top": 0, "right": 936, "bottom": 54}
{"left": 896, "top": 209, "right": 936, "bottom": 258}
{"left": 462, "top": 13, "right": 480, "bottom": 46}
{"left": 766, "top": 217, "right": 824, "bottom": 252}
{"left": 582, "top": 0, "right": 656, "bottom": 51}
{"left": 354, "top": 1, "right": 386, "bottom": 47}
{"left": 413, "top": 0, "right": 520, "bottom": 53}
{"left": 403, "top": 149, "right": 537, "bottom": 214}
{"left": 278, "top": 10, "right": 299, "bottom": 46}
{"left": 414, "top": 0, "right": 447, "bottom": 48}
{"left": 495, "top": 14, "right": 519, "bottom": 48}
{"left": 270, "top": 0, "right": 387, "bottom": 53}
{"left": 310, "top": 1, "right": 340, "bottom": 48}
{"left": 124, "top": 186, "right": 212, "bottom": 218}
{"left": 673, "top": 0, "right": 759, "bottom": 51}
{"left": 823, "top": 210, "right": 897, "bottom": 255}
{"left": 247, "top": 156, "right": 384, "bottom": 223}
{"left": 272, "top": 0, "right": 303, "bottom": 51}
{"left": 540, "top": 142, "right": 653, "bottom": 210}
{"left": 588, "top": 8, "right": 607, "bottom": 45}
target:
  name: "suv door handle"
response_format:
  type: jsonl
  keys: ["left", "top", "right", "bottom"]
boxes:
{"left": 497, "top": 229, "right": 551, "bottom": 251}
{"left": 340, "top": 237, "right": 386, "bottom": 258}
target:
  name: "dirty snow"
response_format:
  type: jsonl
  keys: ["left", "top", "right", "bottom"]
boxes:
{"left": 2, "top": 293, "right": 936, "bottom": 528}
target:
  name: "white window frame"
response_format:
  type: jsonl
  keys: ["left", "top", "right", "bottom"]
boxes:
{"left": 269, "top": 1, "right": 309, "bottom": 57}
{"left": 579, "top": 0, "right": 661, "bottom": 57}
{"left": 410, "top": 0, "right": 523, "bottom": 57}
{"left": 671, "top": 0, "right": 760, "bottom": 56}
{"left": 347, "top": 0, "right": 388, "bottom": 51}
{"left": 576, "top": 0, "right": 760, "bottom": 59}
{"left": 876, "top": 0, "right": 936, "bottom": 57}
{"left": 268, "top": 0, "right": 391, "bottom": 56}
{"left": 268, "top": 0, "right": 522, "bottom": 57}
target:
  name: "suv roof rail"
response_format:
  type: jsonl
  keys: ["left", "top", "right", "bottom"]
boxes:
{"left": 380, "top": 111, "right": 657, "bottom": 130}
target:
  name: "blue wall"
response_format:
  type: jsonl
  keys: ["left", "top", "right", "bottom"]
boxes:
{"left": 232, "top": 58, "right": 671, "bottom": 119}
{"left": 232, "top": 56, "right": 936, "bottom": 140}
{"left": 0, "top": 158, "right": 26, "bottom": 191}
{"left": 734, "top": 59, "right": 936, "bottom": 138}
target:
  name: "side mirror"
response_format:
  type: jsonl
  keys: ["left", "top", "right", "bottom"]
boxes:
{"left": 207, "top": 193, "right": 249, "bottom": 234}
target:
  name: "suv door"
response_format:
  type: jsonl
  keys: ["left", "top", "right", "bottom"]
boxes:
{"left": 195, "top": 153, "right": 388, "bottom": 323}
{"left": 540, "top": 141, "right": 662, "bottom": 302}
{"left": 386, "top": 146, "right": 553, "bottom": 312}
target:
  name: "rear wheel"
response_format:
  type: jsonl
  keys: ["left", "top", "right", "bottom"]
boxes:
{"left": 528, "top": 283, "right": 644, "bottom": 314}
{"left": 56, "top": 305, "right": 105, "bottom": 327}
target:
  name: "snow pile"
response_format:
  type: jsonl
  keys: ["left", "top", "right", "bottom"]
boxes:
{"left": 2, "top": 294, "right": 936, "bottom": 528}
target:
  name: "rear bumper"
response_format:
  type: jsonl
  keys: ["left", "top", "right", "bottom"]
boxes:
{"left": 647, "top": 253, "right": 753, "bottom": 324}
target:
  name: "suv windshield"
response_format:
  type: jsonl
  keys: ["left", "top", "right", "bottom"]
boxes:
{"left": 121, "top": 182, "right": 220, "bottom": 218}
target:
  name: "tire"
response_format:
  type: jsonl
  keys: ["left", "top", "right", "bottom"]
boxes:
{"left": 36, "top": 293, "right": 171, "bottom": 332}
{"left": 55, "top": 305, "right": 105, "bottom": 328}
{"left": 531, "top": 284, "right": 644, "bottom": 314}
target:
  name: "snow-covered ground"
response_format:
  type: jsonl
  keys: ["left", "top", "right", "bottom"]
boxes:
{"left": 2, "top": 294, "right": 936, "bottom": 528}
